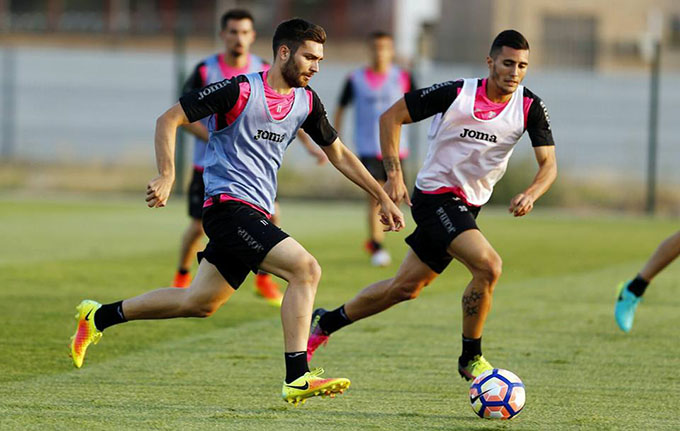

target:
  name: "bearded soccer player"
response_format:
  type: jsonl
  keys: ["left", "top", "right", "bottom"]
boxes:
{"left": 334, "top": 31, "right": 415, "bottom": 267}
{"left": 69, "top": 18, "right": 404, "bottom": 405}
{"left": 615, "top": 230, "right": 680, "bottom": 332}
{"left": 307, "top": 30, "right": 557, "bottom": 381}
{"left": 173, "top": 9, "right": 327, "bottom": 308}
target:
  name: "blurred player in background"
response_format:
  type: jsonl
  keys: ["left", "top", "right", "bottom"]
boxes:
{"left": 308, "top": 30, "right": 557, "bottom": 381}
{"left": 70, "top": 18, "right": 404, "bottom": 405}
{"left": 173, "top": 9, "right": 327, "bottom": 307}
{"left": 615, "top": 230, "right": 680, "bottom": 332}
{"left": 334, "top": 31, "right": 415, "bottom": 267}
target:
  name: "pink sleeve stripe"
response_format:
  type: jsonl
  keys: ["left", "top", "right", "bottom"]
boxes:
{"left": 198, "top": 65, "right": 208, "bottom": 86}
{"left": 306, "top": 89, "right": 313, "bottom": 115}
{"left": 522, "top": 96, "right": 533, "bottom": 129}
{"left": 399, "top": 69, "right": 412, "bottom": 92}
{"left": 224, "top": 81, "right": 251, "bottom": 125}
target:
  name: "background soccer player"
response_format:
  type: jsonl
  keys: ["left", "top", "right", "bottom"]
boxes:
{"left": 307, "top": 30, "right": 557, "bottom": 381}
{"left": 615, "top": 230, "right": 680, "bottom": 332}
{"left": 70, "top": 18, "right": 404, "bottom": 406}
{"left": 334, "top": 31, "right": 415, "bottom": 267}
{"left": 173, "top": 9, "right": 327, "bottom": 308}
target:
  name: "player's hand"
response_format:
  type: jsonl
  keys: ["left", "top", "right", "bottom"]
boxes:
{"left": 383, "top": 178, "right": 412, "bottom": 207}
{"left": 146, "top": 174, "right": 174, "bottom": 208}
{"left": 378, "top": 198, "right": 405, "bottom": 232}
{"left": 508, "top": 193, "right": 534, "bottom": 217}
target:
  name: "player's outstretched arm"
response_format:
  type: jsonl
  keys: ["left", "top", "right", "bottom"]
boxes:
{"left": 146, "top": 103, "right": 191, "bottom": 208}
{"left": 508, "top": 145, "right": 557, "bottom": 217}
{"left": 380, "top": 98, "right": 413, "bottom": 207}
{"left": 322, "top": 138, "right": 405, "bottom": 232}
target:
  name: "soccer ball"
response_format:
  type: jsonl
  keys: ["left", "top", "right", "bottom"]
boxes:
{"left": 469, "top": 368, "right": 525, "bottom": 419}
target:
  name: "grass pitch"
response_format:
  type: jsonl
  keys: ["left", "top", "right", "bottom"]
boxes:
{"left": 0, "top": 195, "right": 678, "bottom": 430}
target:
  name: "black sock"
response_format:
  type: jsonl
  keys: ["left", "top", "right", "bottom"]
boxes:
{"left": 459, "top": 335, "right": 482, "bottom": 365}
{"left": 370, "top": 240, "right": 382, "bottom": 251}
{"left": 319, "top": 305, "right": 352, "bottom": 335}
{"left": 93, "top": 301, "right": 127, "bottom": 331}
{"left": 178, "top": 268, "right": 189, "bottom": 275}
{"left": 284, "top": 351, "right": 310, "bottom": 383}
{"left": 627, "top": 275, "right": 649, "bottom": 297}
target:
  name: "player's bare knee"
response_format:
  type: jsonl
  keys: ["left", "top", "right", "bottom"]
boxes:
{"left": 472, "top": 254, "right": 502, "bottom": 286}
{"left": 287, "top": 254, "right": 321, "bottom": 289}
{"left": 389, "top": 279, "right": 425, "bottom": 302}
{"left": 182, "top": 297, "right": 219, "bottom": 318}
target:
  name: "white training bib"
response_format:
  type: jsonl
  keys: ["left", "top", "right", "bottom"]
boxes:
{"left": 415, "top": 78, "right": 525, "bottom": 206}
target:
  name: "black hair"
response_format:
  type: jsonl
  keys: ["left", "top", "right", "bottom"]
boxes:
{"left": 489, "top": 30, "right": 529, "bottom": 57}
{"left": 272, "top": 18, "right": 326, "bottom": 57}
{"left": 220, "top": 9, "right": 254, "bottom": 31}
{"left": 369, "top": 30, "right": 392, "bottom": 40}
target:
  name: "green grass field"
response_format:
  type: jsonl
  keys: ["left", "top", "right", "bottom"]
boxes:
{"left": 1, "top": 195, "right": 678, "bottom": 430}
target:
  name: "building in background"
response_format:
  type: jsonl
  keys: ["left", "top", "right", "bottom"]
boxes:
{"left": 2, "top": 0, "right": 679, "bottom": 69}
{"left": 434, "top": 0, "right": 680, "bottom": 70}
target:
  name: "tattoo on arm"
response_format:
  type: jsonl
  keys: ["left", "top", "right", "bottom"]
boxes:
{"left": 383, "top": 156, "right": 401, "bottom": 174}
{"left": 462, "top": 291, "right": 482, "bottom": 317}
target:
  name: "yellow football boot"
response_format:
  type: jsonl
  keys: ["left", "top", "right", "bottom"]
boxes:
{"left": 282, "top": 368, "right": 350, "bottom": 406}
{"left": 69, "top": 300, "right": 102, "bottom": 368}
{"left": 458, "top": 354, "right": 494, "bottom": 381}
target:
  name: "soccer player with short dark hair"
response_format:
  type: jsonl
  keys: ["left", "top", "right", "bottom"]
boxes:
{"left": 335, "top": 31, "right": 415, "bottom": 267}
{"left": 173, "top": 10, "right": 327, "bottom": 308}
{"left": 307, "top": 30, "right": 557, "bottom": 381}
{"left": 69, "top": 18, "right": 405, "bottom": 406}
{"left": 615, "top": 230, "right": 680, "bottom": 332}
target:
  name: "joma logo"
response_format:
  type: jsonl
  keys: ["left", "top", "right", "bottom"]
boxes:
{"left": 197, "top": 79, "right": 229, "bottom": 100}
{"left": 460, "top": 128, "right": 497, "bottom": 143}
{"left": 253, "top": 129, "right": 286, "bottom": 143}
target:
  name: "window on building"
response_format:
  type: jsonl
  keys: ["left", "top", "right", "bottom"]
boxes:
{"left": 542, "top": 15, "right": 598, "bottom": 69}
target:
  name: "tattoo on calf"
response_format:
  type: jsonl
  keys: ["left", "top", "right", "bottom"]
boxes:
{"left": 383, "top": 157, "right": 401, "bottom": 173}
{"left": 462, "top": 291, "right": 483, "bottom": 317}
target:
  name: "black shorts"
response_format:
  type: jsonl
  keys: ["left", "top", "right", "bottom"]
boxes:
{"left": 188, "top": 168, "right": 205, "bottom": 220}
{"left": 360, "top": 156, "right": 407, "bottom": 183}
{"left": 198, "top": 201, "right": 289, "bottom": 288}
{"left": 405, "top": 188, "right": 481, "bottom": 273}
{"left": 359, "top": 156, "right": 388, "bottom": 182}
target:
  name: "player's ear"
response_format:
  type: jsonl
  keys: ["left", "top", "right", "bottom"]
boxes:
{"left": 278, "top": 45, "right": 290, "bottom": 62}
{"left": 486, "top": 55, "right": 493, "bottom": 69}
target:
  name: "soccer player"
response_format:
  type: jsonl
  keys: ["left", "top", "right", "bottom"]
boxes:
{"left": 307, "top": 30, "right": 557, "bottom": 381}
{"left": 173, "top": 9, "right": 327, "bottom": 309}
{"left": 334, "top": 31, "right": 415, "bottom": 266}
{"left": 615, "top": 230, "right": 680, "bottom": 332}
{"left": 69, "top": 18, "right": 405, "bottom": 406}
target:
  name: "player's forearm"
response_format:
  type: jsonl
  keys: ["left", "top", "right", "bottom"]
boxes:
{"left": 523, "top": 157, "right": 557, "bottom": 201}
{"left": 326, "top": 141, "right": 389, "bottom": 202}
{"left": 379, "top": 100, "right": 409, "bottom": 182}
{"left": 154, "top": 104, "right": 188, "bottom": 178}
{"left": 154, "top": 117, "right": 176, "bottom": 178}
